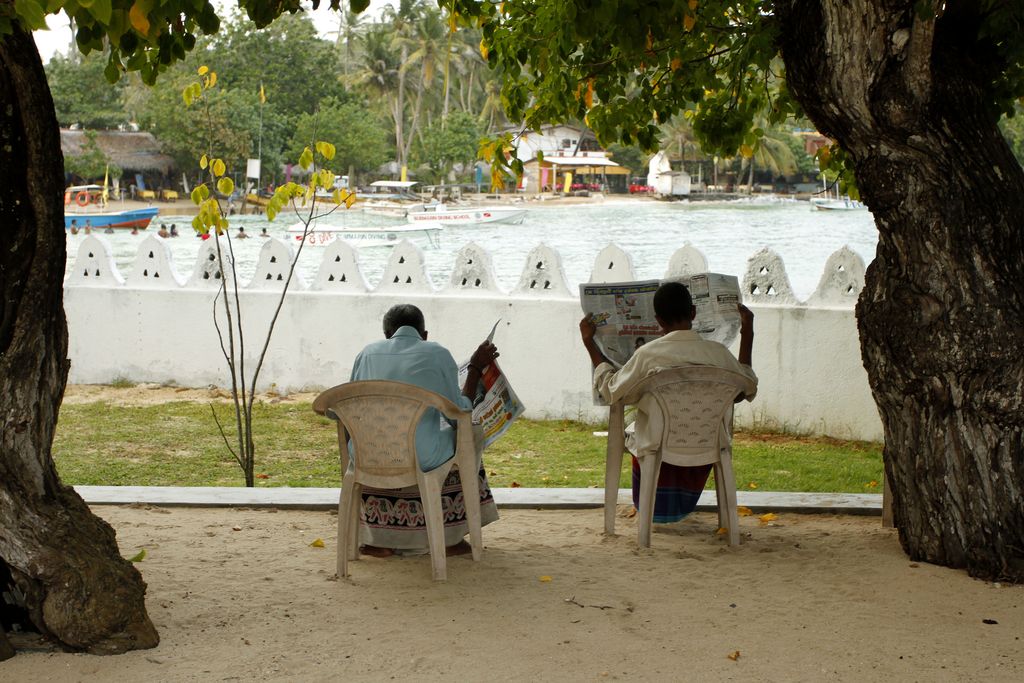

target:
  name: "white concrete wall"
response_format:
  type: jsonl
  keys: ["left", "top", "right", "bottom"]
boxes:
{"left": 64, "top": 236, "right": 882, "bottom": 441}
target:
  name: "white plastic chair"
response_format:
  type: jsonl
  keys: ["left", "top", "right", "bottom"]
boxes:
{"left": 313, "top": 380, "right": 483, "bottom": 581}
{"left": 603, "top": 366, "right": 756, "bottom": 548}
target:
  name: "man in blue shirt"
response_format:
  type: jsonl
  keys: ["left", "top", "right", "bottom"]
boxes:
{"left": 349, "top": 304, "right": 500, "bottom": 556}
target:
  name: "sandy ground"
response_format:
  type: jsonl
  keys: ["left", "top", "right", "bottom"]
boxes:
{"left": 3, "top": 506, "right": 1022, "bottom": 682}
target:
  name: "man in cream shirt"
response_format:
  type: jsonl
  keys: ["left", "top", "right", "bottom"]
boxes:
{"left": 580, "top": 282, "right": 757, "bottom": 522}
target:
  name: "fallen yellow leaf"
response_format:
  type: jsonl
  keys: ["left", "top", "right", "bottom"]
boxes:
{"left": 310, "top": 538, "right": 325, "bottom": 548}
{"left": 727, "top": 650, "right": 740, "bottom": 661}
{"left": 539, "top": 575, "right": 553, "bottom": 583}
{"left": 865, "top": 480, "right": 879, "bottom": 489}
{"left": 759, "top": 513, "right": 778, "bottom": 524}
{"left": 737, "top": 506, "right": 753, "bottom": 517}
{"left": 716, "top": 527, "right": 728, "bottom": 536}
{"left": 747, "top": 482, "right": 758, "bottom": 489}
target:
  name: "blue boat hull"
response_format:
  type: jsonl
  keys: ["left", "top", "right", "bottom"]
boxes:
{"left": 65, "top": 207, "right": 159, "bottom": 230}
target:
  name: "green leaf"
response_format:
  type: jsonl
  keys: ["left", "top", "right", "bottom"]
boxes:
{"left": 190, "top": 186, "right": 203, "bottom": 205}
{"left": 90, "top": 0, "right": 113, "bottom": 24}
{"left": 14, "top": 0, "right": 49, "bottom": 31}
{"left": 298, "top": 146, "right": 314, "bottom": 171}
{"left": 267, "top": 205, "right": 277, "bottom": 222}
{"left": 127, "top": 548, "right": 146, "bottom": 563}
{"left": 217, "top": 176, "right": 234, "bottom": 196}
{"left": 211, "top": 158, "right": 226, "bottom": 177}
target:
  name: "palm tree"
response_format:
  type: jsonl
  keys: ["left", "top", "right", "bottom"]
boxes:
{"left": 742, "top": 131, "right": 798, "bottom": 192}
{"left": 396, "top": 6, "right": 447, "bottom": 162}
{"left": 330, "top": 9, "right": 366, "bottom": 78}
{"left": 350, "top": 26, "right": 403, "bottom": 170}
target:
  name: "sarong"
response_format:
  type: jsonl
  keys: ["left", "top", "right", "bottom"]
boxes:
{"left": 358, "top": 465, "right": 499, "bottom": 550}
{"left": 631, "top": 457, "right": 712, "bottom": 523}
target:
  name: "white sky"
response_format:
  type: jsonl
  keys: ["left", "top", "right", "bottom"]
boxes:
{"left": 33, "top": 2, "right": 393, "bottom": 63}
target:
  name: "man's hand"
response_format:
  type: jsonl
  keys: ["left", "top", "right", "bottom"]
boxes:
{"left": 737, "top": 304, "right": 754, "bottom": 368}
{"left": 469, "top": 341, "right": 499, "bottom": 370}
{"left": 738, "top": 304, "right": 754, "bottom": 333}
{"left": 463, "top": 341, "right": 499, "bottom": 399}
{"left": 579, "top": 314, "right": 597, "bottom": 343}
{"left": 580, "top": 315, "right": 611, "bottom": 368}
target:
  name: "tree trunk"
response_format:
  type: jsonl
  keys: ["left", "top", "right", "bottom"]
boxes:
{"left": 0, "top": 26, "right": 159, "bottom": 654}
{"left": 778, "top": 2, "right": 1024, "bottom": 580}
{"left": 0, "top": 626, "right": 13, "bottom": 661}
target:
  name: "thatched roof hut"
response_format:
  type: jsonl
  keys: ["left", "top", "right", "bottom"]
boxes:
{"left": 60, "top": 129, "right": 175, "bottom": 175}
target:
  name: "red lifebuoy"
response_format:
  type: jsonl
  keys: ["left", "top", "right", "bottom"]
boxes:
{"left": 75, "top": 191, "right": 90, "bottom": 207}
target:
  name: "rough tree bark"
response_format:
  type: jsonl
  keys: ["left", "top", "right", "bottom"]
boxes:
{"left": 0, "top": 26, "right": 159, "bottom": 654}
{"left": 778, "top": 1, "right": 1024, "bottom": 580}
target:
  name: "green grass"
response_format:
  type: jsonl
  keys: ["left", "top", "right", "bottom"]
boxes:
{"left": 53, "top": 401, "right": 884, "bottom": 492}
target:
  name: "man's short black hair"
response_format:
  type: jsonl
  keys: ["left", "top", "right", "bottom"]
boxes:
{"left": 383, "top": 304, "right": 425, "bottom": 338}
{"left": 653, "top": 282, "right": 694, "bottom": 324}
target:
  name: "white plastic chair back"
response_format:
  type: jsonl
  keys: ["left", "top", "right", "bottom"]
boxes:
{"left": 314, "top": 380, "right": 482, "bottom": 581}
{"left": 604, "top": 366, "right": 755, "bottom": 548}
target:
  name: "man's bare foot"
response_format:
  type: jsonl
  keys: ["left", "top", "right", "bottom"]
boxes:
{"left": 359, "top": 545, "right": 395, "bottom": 558}
{"left": 446, "top": 540, "right": 473, "bottom": 556}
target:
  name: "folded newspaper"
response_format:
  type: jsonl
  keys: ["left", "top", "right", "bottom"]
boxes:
{"left": 579, "top": 273, "right": 743, "bottom": 369}
{"left": 457, "top": 319, "right": 525, "bottom": 448}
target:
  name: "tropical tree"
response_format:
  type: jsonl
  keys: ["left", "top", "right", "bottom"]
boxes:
{"left": 455, "top": 0, "right": 1024, "bottom": 582}
{"left": 45, "top": 50, "right": 128, "bottom": 129}
{"left": 349, "top": 23, "right": 403, "bottom": 171}
{"left": 133, "top": 69, "right": 258, "bottom": 182}
{"left": 288, "top": 97, "right": 391, "bottom": 184}
{"left": 395, "top": 4, "right": 446, "bottom": 163}
{"left": 413, "top": 110, "right": 481, "bottom": 183}
{"left": 740, "top": 130, "right": 798, "bottom": 191}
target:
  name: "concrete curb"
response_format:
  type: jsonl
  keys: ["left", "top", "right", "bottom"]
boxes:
{"left": 76, "top": 486, "right": 882, "bottom": 515}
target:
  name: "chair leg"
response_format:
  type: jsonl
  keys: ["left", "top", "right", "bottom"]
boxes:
{"left": 714, "top": 464, "right": 728, "bottom": 531}
{"left": 456, "top": 454, "right": 483, "bottom": 562}
{"left": 347, "top": 481, "right": 361, "bottom": 561}
{"left": 604, "top": 404, "right": 626, "bottom": 536}
{"left": 338, "top": 473, "right": 358, "bottom": 577}
{"left": 716, "top": 454, "right": 741, "bottom": 546}
{"left": 419, "top": 475, "right": 448, "bottom": 581}
{"left": 637, "top": 454, "right": 661, "bottom": 548}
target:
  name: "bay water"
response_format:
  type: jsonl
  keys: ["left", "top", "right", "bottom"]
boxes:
{"left": 64, "top": 197, "right": 877, "bottom": 301}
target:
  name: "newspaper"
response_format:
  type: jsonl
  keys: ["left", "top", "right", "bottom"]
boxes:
{"left": 579, "top": 273, "right": 742, "bottom": 368}
{"left": 457, "top": 319, "right": 525, "bottom": 448}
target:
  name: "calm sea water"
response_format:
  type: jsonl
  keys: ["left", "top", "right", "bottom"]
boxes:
{"left": 64, "top": 197, "right": 877, "bottom": 301}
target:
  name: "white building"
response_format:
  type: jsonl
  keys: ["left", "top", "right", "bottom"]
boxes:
{"left": 510, "top": 124, "right": 629, "bottom": 192}
{"left": 647, "top": 151, "right": 691, "bottom": 196}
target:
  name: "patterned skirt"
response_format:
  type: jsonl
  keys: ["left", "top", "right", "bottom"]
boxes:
{"left": 358, "top": 465, "right": 499, "bottom": 550}
{"left": 631, "top": 457, "right": 713, "bottom": 524}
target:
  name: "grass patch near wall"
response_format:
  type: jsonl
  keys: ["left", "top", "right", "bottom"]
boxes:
{"left": 53, "top": 401, "right": 883, "bottom": 492}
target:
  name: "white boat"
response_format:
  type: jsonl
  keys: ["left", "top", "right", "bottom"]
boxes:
{"left": 406, "top": 202, "right": 527, "bottom": 226}
{"left": 811, "top": 197, "right": 867, "bottom": 211}
{"left": 287, "top": 221, "right": 442, "bottom": 249}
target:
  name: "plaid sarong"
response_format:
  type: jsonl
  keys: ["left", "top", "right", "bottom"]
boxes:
{"left": 631, "top": 457, "right": 713, "bottom": 523}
